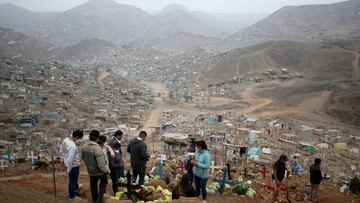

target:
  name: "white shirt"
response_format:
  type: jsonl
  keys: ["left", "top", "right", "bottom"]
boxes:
{"left": 60, "top": 137, "right": 80, "bottom": 173}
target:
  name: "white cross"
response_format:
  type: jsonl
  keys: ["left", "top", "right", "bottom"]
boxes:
{"left": 211, "top": 161, "right": 215, "bottom": 173}
{"left": 30, "top": 150, "right": 36, "bottom": 169}
{"left": 0, "top": 159, "right": 8, "bottom": 171}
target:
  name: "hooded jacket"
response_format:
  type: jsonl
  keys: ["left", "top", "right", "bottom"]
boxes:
{"left": 193, "top": 149, "right": 211, "bottom": 179}
{"left": 82, "top": 141, "right": 109, "bottom": 176}
{"left": 127, "top": 137, "right": 147, "bottom": 165}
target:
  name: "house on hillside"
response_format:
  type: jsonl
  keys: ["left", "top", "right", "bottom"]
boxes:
{"left": 25, "top": 78, "right": 43, "bottom": 87}
{"left": 10, "top": 71, "right": 24, "bottom": 82}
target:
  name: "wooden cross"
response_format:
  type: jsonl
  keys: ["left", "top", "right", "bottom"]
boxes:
{"left": 259, "top": 165, "right": 270, "bottom": 179}
{"left": 212, "top": 167, "right": 237, "bottom": 194}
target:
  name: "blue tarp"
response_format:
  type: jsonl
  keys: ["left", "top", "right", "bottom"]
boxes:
{"left": 208, "top": 115, "right": 217, "bottom": 125}
{"left": 162, "top": 124, "right": 176, "bottom": 130}
{"left": 31, "top": 97, "right": 43, "bottom": 105}
{"left": 48, "top": 112, "right": 60, "bottom": 120}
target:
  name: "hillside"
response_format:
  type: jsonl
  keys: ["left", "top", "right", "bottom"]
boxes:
{"left": 32, "top": 0, "right": 157, "bottom": 46}
{"left": 149, "top": 32, "right": 219, "bottom": 54}
{"left": 228, "top": 0, "right": 360, "bottom": 48}
{"left": 0, "top": 27, "right": 54, "bottom": 61}
{"left": 0, "top": 3, "right": 56, "bottom": 34}
{"left": 157, "top": 9, "right": 226, "bottom": 38}
{"left": 57, "top": 38, "right": 118, "bottom": 63}
{"left": 0, "top": 0, "right": 225, "bottom": 47}
{"left": 205, "top": 40, "right": 358, "bottom": 82}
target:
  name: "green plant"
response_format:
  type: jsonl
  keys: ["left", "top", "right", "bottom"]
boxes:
{"left": 16, "top": 157, "right": 27, "bottom": 163}
{"left": 232, "top": 181, "right": 249, "bottom": 195}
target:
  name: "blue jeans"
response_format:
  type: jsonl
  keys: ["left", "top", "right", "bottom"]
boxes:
{"left": 68, "top": 166, "right": 80, "bottom": 199}
{"left": 194, "top": 175, "right": 208, "bottom": 200}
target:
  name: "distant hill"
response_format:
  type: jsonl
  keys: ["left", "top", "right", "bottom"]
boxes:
{"left": 205, "top": 40, "right": 358, "bottom": 82}
{"left": 32, "top": 0, "right": 157, "bottom": 46}
{"left": 191, "top": 12, "right": 268, "bottom": 34}
{"left": 0, "top": 27, "right": 54, "bottom": 61}
{"left": 0, "top": 0, "right": 226, "bottom": 47}
{"left": 148, "top": 32, "right": 220, "bottom": 54}
{"left": 227, "top": 0, "right": 360, "bottom": 48}
{"left": 0, "top": 3, "right": 56, "bottom": 34}
{"left": 160, "top": 4, "right": 188, "bottom": 14}
{"left": 157, "top": 9, "right": 226, "bottom": 38}
{"left": 57, "top": 38, "right": 118, "bottom": 64}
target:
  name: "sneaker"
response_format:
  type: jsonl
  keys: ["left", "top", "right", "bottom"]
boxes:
{"left": 68, "top": 196, "right": 82, "bottom": 201}
{"left": 104, "top": 193, "right": 112, "bottom": 199}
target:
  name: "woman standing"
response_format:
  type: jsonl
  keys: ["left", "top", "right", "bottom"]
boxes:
{"left": 190, "top": 140, "right": 211, "bottom": 203}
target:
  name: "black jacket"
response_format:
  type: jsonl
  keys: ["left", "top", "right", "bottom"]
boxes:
{"left": 108, "top": 137, "right": 122, "bottom": 155}
{"left": 272, "top": 160, "right": 287, "bottom": 182}
{"left": 127, "top": 138, "right": 147, "bottom": 165}
{"left": 109, "top": 150, "right": 124, "bottom": 170}
{"left": 172, "top": 184, "right": 196, "bottom": 199}
{"left": 310, "top": 164, "right": 322, "bottom": 184}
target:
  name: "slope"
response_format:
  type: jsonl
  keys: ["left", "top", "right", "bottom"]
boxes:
{"left": 0, "top": 3, "right": 56, "bottom": 34}
{"left": 0, "top": 27, "right": 54, "bottom": 61}
{"left": 205, "top": 40, "right": 358, "bottom": 82}
{"left": 228, "top": 0, "right": 360, "bottom": 48}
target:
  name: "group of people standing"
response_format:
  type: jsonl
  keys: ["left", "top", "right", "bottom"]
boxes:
{"left": 61, "top": 130, "right": 322, "bottom": 203}
{"left": 61, "top": 130, "right": 148, "bottom": 203}
{"left": 272, "top": 155, "right": 323, "bottom": 202}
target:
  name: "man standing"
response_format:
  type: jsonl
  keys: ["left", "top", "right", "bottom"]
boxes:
{"left": 82, "top": 130, "right": 110, "bottom": 203}
{"left": 60, "top": 129, "right": 84, "bottom": 201}
{"left": 127, "top": 131, "right": 148, "bottom": 186}
{"left": 108, "top": 130, "right": 124, "bottom": 176}
{"left": 309, "top": 158, "right": 323, "bottom": 202}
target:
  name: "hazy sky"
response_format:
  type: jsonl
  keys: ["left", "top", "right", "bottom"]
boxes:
{"left": 0, "top": 0, "right": 347, "bottom": 13}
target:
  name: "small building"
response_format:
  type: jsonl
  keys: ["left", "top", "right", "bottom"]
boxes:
{"left": 249, "top": 130, "right": 262, "bottom": 145}
{"left": 10, "top": 72, "right": 25, "bottom": 82}
{"left": 299, "top": 126, "right": 314, "bottom": 143}
{"left": 0, "top": 82, "right": 16, "bottom": 90}
{"left": 19, "top": 118, "right": 36, "bottom": 129}
{"left": 25, "top": 78, "right": 43, "bottom": 87}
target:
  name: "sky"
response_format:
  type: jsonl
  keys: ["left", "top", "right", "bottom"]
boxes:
{"left": 0, "top": 0, "right": 347, "bottom": 13}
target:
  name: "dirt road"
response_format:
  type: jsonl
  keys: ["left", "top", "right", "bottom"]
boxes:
{"left": 142, "top": 82, "right": 357, "bottom": 130}
{"left": 97, "top": 71, "right": 111, "bottom": 88}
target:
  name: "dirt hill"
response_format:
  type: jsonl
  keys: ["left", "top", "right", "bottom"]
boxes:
{"left": 0, "top": 3, "right": 56, "bottom": 34}
{"left": 205, "top": 40, "right": 358, "bottom": 82}
{"left": 227, "top": 0, "right": 360, "bottom": 49}
{"left": 57, "top": 38, "right": 118, "bottom": 64}
{"left": 0, "top": 27, "right": 55, "bottom": 61}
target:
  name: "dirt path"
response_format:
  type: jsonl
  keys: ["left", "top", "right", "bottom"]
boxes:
{"left": 141, "top": 82, "right": 169, "bottom": 132}
{"left": 236, "top": 41, "right": 276, "bottom": 76}
{"left": 353, "top": 52, "right": 360, "bottom": 80}
{"left": 97, "top": 71, "right": 111, "bottom": 88}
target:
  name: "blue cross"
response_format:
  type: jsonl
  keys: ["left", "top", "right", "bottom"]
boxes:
{"left": 150, "top": 160, "right": 172, "bottom": 178}
{"left": 212, "top": 167, "right": 237, "bottom": 194}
